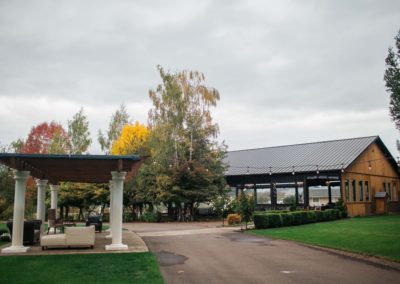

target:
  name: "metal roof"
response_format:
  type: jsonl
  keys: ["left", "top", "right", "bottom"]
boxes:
{"left": 0, "top": 153, "right": 144, "bottom": 184}
{"left": 224, "top": 136, "right": 391, "bottom": 176}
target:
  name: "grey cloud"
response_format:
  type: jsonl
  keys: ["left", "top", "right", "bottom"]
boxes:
{"left": 0, "top": 0, "right": 400, "bottom": 154}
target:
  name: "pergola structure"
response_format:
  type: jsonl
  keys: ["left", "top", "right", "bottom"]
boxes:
{"left": 0, "top": 153, "right": 144, "bottom": 254}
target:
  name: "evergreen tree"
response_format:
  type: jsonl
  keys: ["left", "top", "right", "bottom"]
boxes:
{"left": 238, "top": 193, "right": 255, "bottom": 230}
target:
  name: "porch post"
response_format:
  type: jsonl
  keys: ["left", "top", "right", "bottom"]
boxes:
{"left": 106, "top": 171, "right": 128, "bottom": 251}
{"left": 304, "top": 179, "right": 309, "bottom": 208}
{"left": 253, "top": 184, "right": 257, "bottom": 205}
{"left": 2, "top": 170, "right": 30, "bottom": 253}
{"left": 36, "top": 179, "right": 48, "bottom": 234}
{"left": 328, "top": 183, "right": 332, "bottom": 204}
{"left": 105, "top": 180, "right": 113, "bottom": 239}
{"left": 50, "top": 184, "right": 59, "bottom": 218}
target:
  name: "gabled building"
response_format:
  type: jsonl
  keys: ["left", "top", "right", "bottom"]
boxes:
{"left": 224, "top": 136, "right": 400, "bottom": 216}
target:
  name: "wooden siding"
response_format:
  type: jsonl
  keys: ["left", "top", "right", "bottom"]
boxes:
{"left": 341, "top": 142, "right": 400, "bottom": 216}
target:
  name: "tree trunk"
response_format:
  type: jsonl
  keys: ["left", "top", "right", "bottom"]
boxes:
{"left": 65, "top": 205, "right": 70, "bottom": 219}
{"left": 78, "top": 207, "right": 84, "bottom": 221}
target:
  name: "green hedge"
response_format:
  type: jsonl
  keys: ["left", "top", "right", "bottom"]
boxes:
{"left": 139, "top": 211, "right": 161, "bottom": 223}
{"left": 254, "top": 209, "right": 341, "bottom": 229}
{"left": 253, "top": 214, "right": 269, "bottom": 229}
{"left": 255, "top": 210, "right": 289, "bottom": 215}
{"left": 280, "top": 213, "right": 294, "bottom": 226}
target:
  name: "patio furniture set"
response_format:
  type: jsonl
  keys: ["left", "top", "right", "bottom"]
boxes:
{"left": 7, "top": 210, "right": 103, "bottom": 250}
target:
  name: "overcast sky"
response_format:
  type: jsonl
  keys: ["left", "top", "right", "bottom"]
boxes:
{"left": 1, "top": 0, "right": 400, "bottom": 156}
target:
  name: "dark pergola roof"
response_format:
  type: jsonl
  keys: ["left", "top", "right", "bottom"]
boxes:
{"left": 0, "top": 153, "right": 144, "bottom": 184}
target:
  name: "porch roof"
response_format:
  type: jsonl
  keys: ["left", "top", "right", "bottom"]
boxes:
{"left": 0, "top": 153, "right": 144, "bottom": 184}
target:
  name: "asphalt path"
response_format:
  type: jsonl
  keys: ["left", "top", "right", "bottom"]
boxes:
{"left": 125, "top": 222, "right": 400, "bottom": 284}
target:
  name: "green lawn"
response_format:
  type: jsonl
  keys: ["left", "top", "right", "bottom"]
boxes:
{"left": 0, "top": 252, "right": 163, "bottom": 283}
{"left": 249, "top": 214, "right": 400, "bottom": 262}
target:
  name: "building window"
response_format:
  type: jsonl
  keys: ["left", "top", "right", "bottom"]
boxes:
{"left": 312, "top": 198, "right": 319, "bottom": 203}
{"left": 352, "top": 180, "right": 356, "bottom": 202}
{"left": 365, "top": 181, "right": 369, "bottom": 202}
{"left": 388, "top": 183, "right": 391, "bottom": 201}
{"left": 383, "top": 182, "right": 386, "bottom": 193}
{"left": 256, "top": 187, "right": 271, "bottom": 204}
{"left": 345, "top": 180, "right": 350, "bottom": 202}
{"left": 393, "top": 183, "right": 397, "bottom": 201}
{"left": 359, "top": 180, "right": 363, "bottom": 201}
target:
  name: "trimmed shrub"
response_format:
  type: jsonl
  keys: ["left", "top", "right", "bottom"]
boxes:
{"left": 319, "top": 210, "right": 329, "bottom": 221}
{"left": 123, "top": 213, "right": 137, "bottom": 222}
{"left": 324, "top": 209, "right": 339, "bottom": 221}
{"left": 290, "top": 212, "right": 304, "bottom": 225}
{"left": 254, "top": 209, "right": 341, "bottom": 230}
{"left": 280, "top": 213, "right": 294, "bottom": 226}
{"left": 227, "top": 214, "right": 241, "bottom": 225}
{"left": 335, "top": 198, "right": 348, "bottom": 218}
{"left": 307, "top": 211, "right": 317, "bottom": 223}
{"left": 139, "top": 211, "right": 161, "bottom": 223}
{"left": 0, "top": 228, "right": 9, "bottom": 235}
{"left": 263, "top": 210, "right": 289, "bottom": 214}
{"left": 334, "top": 209, "right": 341, "bottom": 219}
{"left": 300, "top": 211, "right": 310, "bottom": 223}
{"left": 314, "top": 211, "right": 324, "bottom": 222}
{"left": 254, "top": 214, "right": 269, "bottom": 229}
{"left": 266, "top": 213, "right": 282, "bottom": 228}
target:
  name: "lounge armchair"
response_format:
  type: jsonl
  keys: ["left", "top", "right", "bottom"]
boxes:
{"left": 47, "top": 208, "right": 63, "bottom": 234}
{"left": 7, "top": 219, "right": 42, "bottom": 245}
{"left": 86, "top": 215, "right": 102, "bottom": 232}
{"left": 41, "top": 226, "right": 95, "bottom": 250}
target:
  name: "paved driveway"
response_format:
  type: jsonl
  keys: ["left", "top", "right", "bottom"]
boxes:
{"left": 125, "top": 222, "right": 400, "bottom": 284}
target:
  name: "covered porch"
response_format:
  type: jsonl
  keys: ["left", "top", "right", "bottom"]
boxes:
{"left": 227, "top": 172, "right": 342, "bottom": 210}
{"left": 0, "top": 153, "right": 144, "bottom": 254}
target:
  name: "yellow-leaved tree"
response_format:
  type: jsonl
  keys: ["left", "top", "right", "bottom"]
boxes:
{"left": 111, "top": 122, "right": 149, "bottom": 155}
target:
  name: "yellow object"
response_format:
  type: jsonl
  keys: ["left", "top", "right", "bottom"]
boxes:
{"left": 111, "top": 122, "right": 149, "bottom": 155}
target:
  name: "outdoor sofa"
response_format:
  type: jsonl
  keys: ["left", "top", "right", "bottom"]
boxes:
{"left": 41, "top": 225, "right": 95, "bottom": 250}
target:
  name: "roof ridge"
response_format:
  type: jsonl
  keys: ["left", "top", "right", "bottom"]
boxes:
{"left": 227, "top": 135, "right": 378, "bottom": 153}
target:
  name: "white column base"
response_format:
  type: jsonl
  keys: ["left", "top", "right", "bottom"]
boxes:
{"left": 105, "top": 244, "right": 128, "bottom": 251}
{"left": 2, "top": 246, "right": 30, "bottom": 254}
{"left": 105, "top": 234, "right": 112, "bottom": 239}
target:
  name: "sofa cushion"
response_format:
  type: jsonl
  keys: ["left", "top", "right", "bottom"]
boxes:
{"left": 65, "top": 226, "right": 95, "bottom": 246}
{"left": 41, "top": 234, "right": 66, "bottom": 247}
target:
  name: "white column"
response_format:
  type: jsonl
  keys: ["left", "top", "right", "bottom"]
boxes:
{"left": 2, "top": 170, "right": 30, "bottom": 253}
{"left": 106, "top": 171, "right": 127, "bottom": 251}
{"left": 50, "top": 184, "right": 59, "bottom": 218}
{"left": 36, "top": 179, "right": 48, "bottom": 235}
{"left": 105, "top": 180, "right": 113, "bottom": 239}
